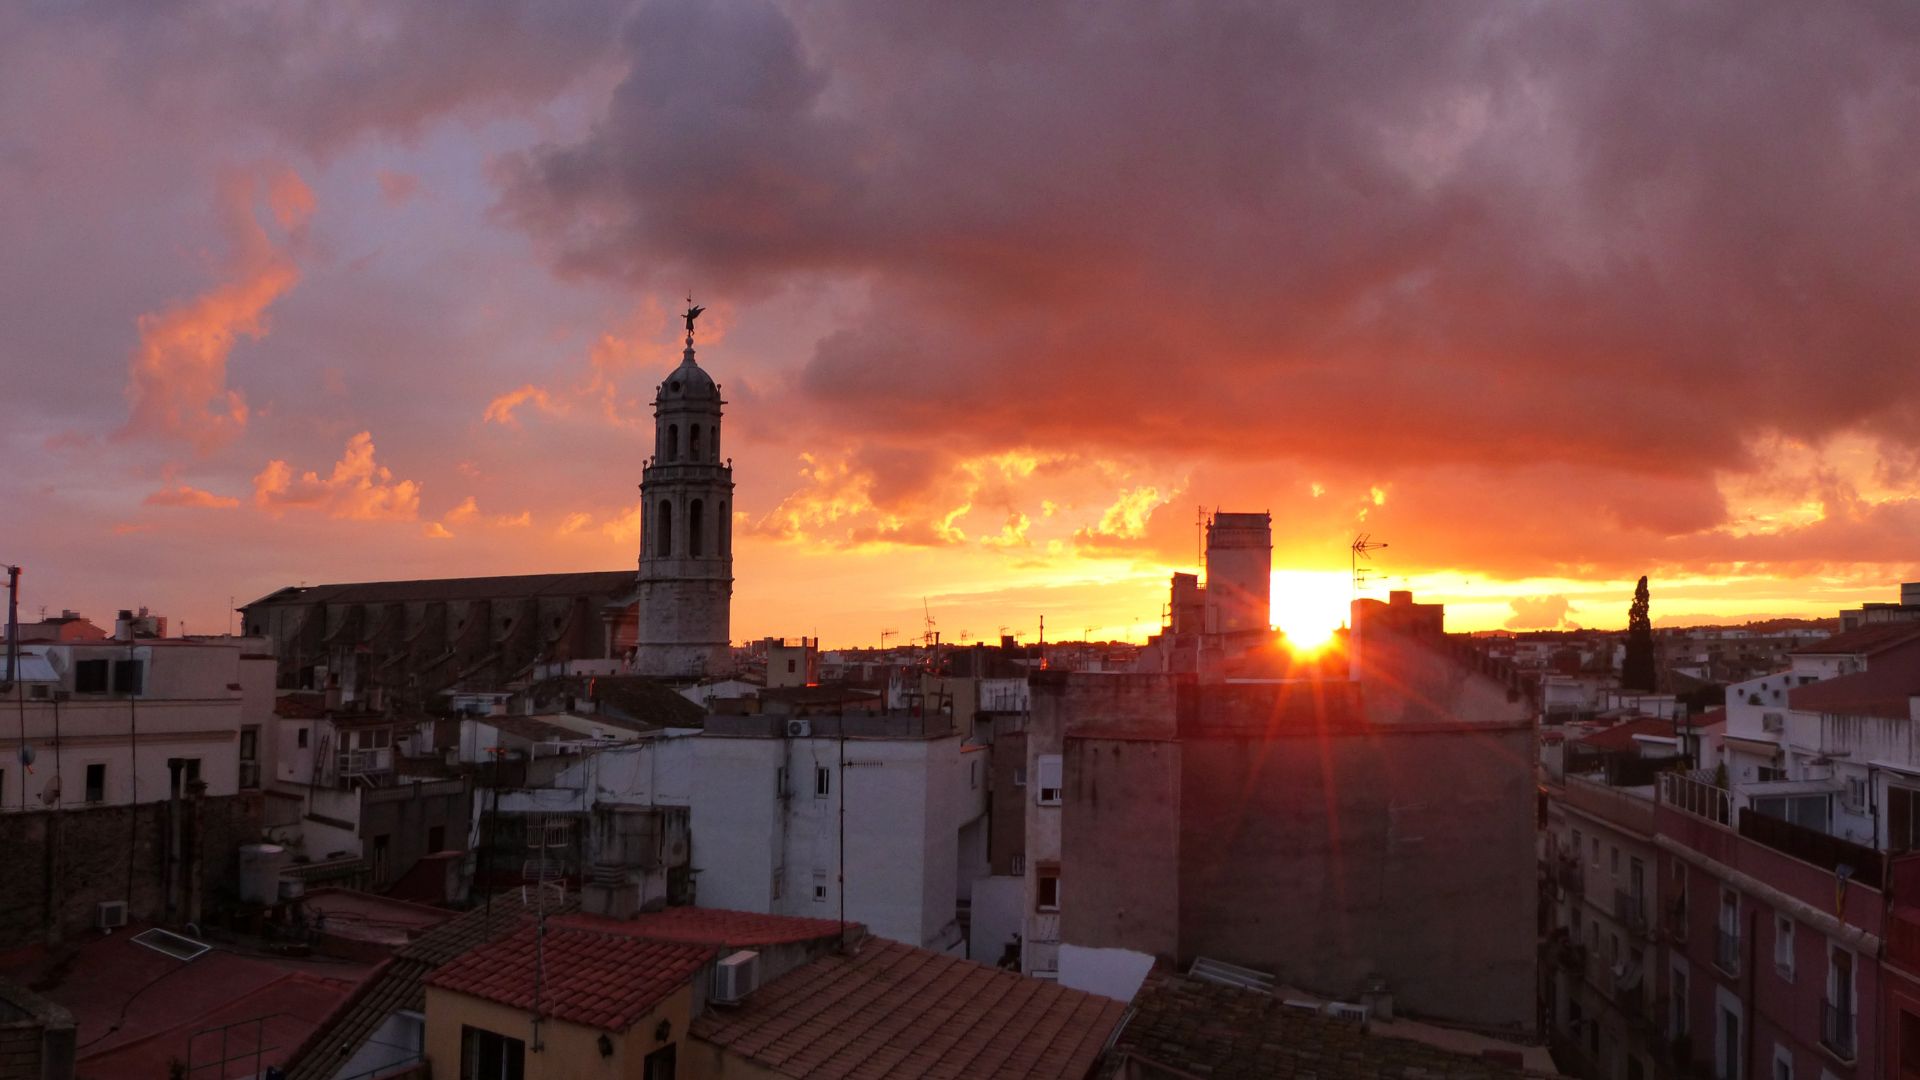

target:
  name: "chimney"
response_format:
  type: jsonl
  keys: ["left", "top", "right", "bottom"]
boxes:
{"left": 114, "top": 610, "right": 135, "bottom": 640}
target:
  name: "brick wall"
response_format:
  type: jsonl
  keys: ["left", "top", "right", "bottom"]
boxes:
{"left": 0, "top": 794, "right": 264, "bottom": 948}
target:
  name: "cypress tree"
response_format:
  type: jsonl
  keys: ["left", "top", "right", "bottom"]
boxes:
{"left": 1621, "top": 575, "right": 1656, "bottom": 692}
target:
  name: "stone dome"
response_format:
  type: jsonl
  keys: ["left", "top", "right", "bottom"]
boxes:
{"left": 658, "top": 350, "right": 719, "bottom": 402}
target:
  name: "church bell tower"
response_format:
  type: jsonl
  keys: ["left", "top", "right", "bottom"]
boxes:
{"left": 632, "top": 303, "right": 734, "bottom": 676}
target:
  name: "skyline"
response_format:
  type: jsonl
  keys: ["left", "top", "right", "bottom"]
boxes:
{"left": 7, "top": 1, "right": 1919, "bottom": 646}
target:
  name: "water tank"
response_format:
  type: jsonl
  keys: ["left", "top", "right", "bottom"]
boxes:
{"left": 238, "top": 843, "right": 288, "bottom": 905}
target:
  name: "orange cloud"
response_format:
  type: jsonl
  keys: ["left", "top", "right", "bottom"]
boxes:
{"left": 143, "top": 483, "right": 241, "bottom": 510}
{"left": 120, "top": 163, "right": 312, "bottom": 454}
{"left": 252, "top": 431, "right": 421, "bottom": 520}
{"left": 482, "top": 384, "right": 565, "bottom": 427}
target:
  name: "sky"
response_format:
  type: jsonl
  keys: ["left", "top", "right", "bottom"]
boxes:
{"left": 5, "top": 1, "right": 1919, "bottom": 648}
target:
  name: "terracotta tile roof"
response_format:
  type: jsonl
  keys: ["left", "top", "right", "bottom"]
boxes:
{"left": 1100, "top": 970, "right": 1537, "bottom": 1079}
{"left": 551, "top": 908, "right": 850, "bottom": 948}
{"left": 692, "top": 938, "right": 1127, "bottom": 1079}
{"left": 425, "top": 925, "right": 712, "bottom": 1033}
{"left": 1577, "top": 717, "right": 1676, "bottom": 753}
{"left": 284, "top": 897, "right": 577, "bottom": 1080}
{"left": 1791, "top": 622, "right": 1920, "bottom": 656}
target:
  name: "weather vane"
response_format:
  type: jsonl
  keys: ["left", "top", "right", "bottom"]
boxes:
{"left": 683, "top": 294, "right": 705, "bottom": 348}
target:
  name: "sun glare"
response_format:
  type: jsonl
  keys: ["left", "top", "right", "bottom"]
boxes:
{"left": 1271, "top": 570, "right": 1352, "bottom": 651}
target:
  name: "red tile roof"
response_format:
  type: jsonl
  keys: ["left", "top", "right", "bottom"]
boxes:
{"left": 1791, "top": 623, "right": 1920, "bottom": 656}
{"left": 1791, "top": 666, "right": 1920, "bottom": 720}
{"left": 1577, "top": 717, "right": 1676, "bottom": 753}
{"left": 692, "top": 938, "right": 1127, "bottom": 1079}
{"left": 425, "top": 925, "right": 712, "bottom": 1033}
{"left": 551, "top": 907, "right": 850, "bottom": 948}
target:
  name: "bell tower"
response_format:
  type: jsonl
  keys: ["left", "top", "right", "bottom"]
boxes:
{"left": 632, "top": 303, "right": 734, "bottom": 676}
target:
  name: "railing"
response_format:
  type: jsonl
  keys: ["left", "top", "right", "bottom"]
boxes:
{"left": 1614, "top": 889, "right": 1648, "bottom": 936}
{"left": 1822, "top": 1001, "right": 1856, "bottom": 1061}
{"left": 1715, "top": 930, "right": 1741, "bottom": 975}
{"left": 1661, "top": 773, "right": 1730, "bottom": 826}
{"left": 337, "top": 747, "right": 393, "bottom": 776}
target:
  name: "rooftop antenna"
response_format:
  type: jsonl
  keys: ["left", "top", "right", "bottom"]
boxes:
{"left": 1350, "top": 534, "right": 1388, "bottom": 603}
{"left": 879, "top": 629, "right": 897, "bottom": 650}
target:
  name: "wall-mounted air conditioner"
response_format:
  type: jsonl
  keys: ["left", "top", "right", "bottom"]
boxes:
{"left": 712, "top": 950, "right": 761, "bottom": 1004}
{"left": 785, "top": 720, "right": 812, "bottom": 738}
{"left": 97, "top": 900, "right": 128, "bottom": 930}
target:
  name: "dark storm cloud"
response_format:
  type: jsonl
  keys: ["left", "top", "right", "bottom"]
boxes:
{"left": 498, "top": 0, "right": 1920, "bottom": 486}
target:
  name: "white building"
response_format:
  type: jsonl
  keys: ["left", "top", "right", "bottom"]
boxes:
{"left": 0, "top": 635, "right": 273, "bottom": 811}
{"left": 688, "top": 712, "right": 989, "bottom": 955}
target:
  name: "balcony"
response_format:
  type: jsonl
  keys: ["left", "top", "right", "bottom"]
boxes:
{"left": 1822, "top": 1001, "right": 1856, "bottom": 1061}
{"left": 1614, "top": 889, "right": 1648, "bottom": 937}
{"left": 1558, "top": 858, "right": 1585, "bottom": 895}
{"left": 1715, "top": 930, "right": 1741, "bottom": 975}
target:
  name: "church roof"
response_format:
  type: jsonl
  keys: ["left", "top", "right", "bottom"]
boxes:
{"left": 241, "top": 571, "right": 635, "bottom": 610}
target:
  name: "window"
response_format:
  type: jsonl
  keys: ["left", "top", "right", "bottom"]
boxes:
{"left": 1890, "top": 786, "right": 1920, "bottom": 851}
{"left": 1718, "top": 890, "right": 1741, "bottom": 974}
{"left": 815, "top": 766, "right": 830, "bottom": 798}
{"left": 1037, "top": 868, "right": 1060, "bottom": 911}
{"left": 1036, "top": 754, "right": 1062, "bottom": 805}
{"left": 813, "top": 870, "right": 828, "bottom": 902}
{"left": 1772, "top": 1045, "right": 1793, "bottom": 1080}
{"left": 690, "top": 424, "right": 702, "bottom": 462}
{"left": 787, "top": 659, "right": 796, "bottom": 673}
{"left": 1775, "top": 914, "right": 1795, "bottom": 980}
{"left": 113, "top": 658, "right": 144, "bottom": 695}
{"left": 643, "top": 1043, "right": 677, "bottom": 1080}
{"left": 656, "top": 500, "right": 673, "bottom": 557}
{"left": 1611, "top": 845, "right": 1620, "bottom": 876}
{"left": 239, "top": 728, "right": 258, "bottom": 762}
{"left": 689, "top": 498, "right": 705, "bottom": 557}
{"left": 720, "top": 501, "right": 730, "bottom": 555}
{"left": 970, "top": 761, "right": 979, "bottom": 789}
{"left": 85, "top": 763, "right": 106, "bottom": 803}
{"left": 1011, "top": 853, "right": 1024, "bottom": 874}
{"left": 666, "top": 423, "right": 679, "bottom": 462}
{"left": 1591, "top": 836, "right": 1600, "bottom": 865}
{"left": 74, "top": 659, "right": 109, "bottom": 693}
{"left": 428, "top": 825, "right": 446, "bottom": 852}
{"left": 1012, "top": 765, "right": 1027, "bottom": 787}
{"left": 1826, "top": 945, "right": 1856, "bottom": 1059}
{"left": 297, "top": 727, "right": 309, "bottom": 749}
{"left": 372, "top": 727, "right": 391, "bottom": 749}
{"left": 460, "top": 1024, "right": 525, "bottom": 1080}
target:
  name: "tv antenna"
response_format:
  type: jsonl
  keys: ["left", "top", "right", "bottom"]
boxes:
{"left": 1350, "top": 534, "right": 1388, "bottom": 602}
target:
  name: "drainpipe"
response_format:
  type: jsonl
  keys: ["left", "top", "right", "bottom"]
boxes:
{"left": 165, "top": 758, "right": 183, "bottom": 921}
{"left": 186, "top": 778, "right": 204, "bottom": 927}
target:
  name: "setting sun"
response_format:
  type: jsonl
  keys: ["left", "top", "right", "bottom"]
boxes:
{"left": 1270, "top": 570, "right": 1354, "bottom": 651}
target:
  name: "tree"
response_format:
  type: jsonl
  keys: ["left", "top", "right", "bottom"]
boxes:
{"left": 1621, "top": 575, "right": 1656, "bottom": 692}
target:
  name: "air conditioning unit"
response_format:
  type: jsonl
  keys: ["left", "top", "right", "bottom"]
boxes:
{"left": 785, "top": 720, "right": 812, "bottom": 738}
{"left": 1323, "top": 1001, "right": 1370, "bottom": 1023}
{"left": 97, "top": 900, "right": 128, "bottom": 931}
{"left": 712, "top": 949, "right": 761, "bottom": 1004}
